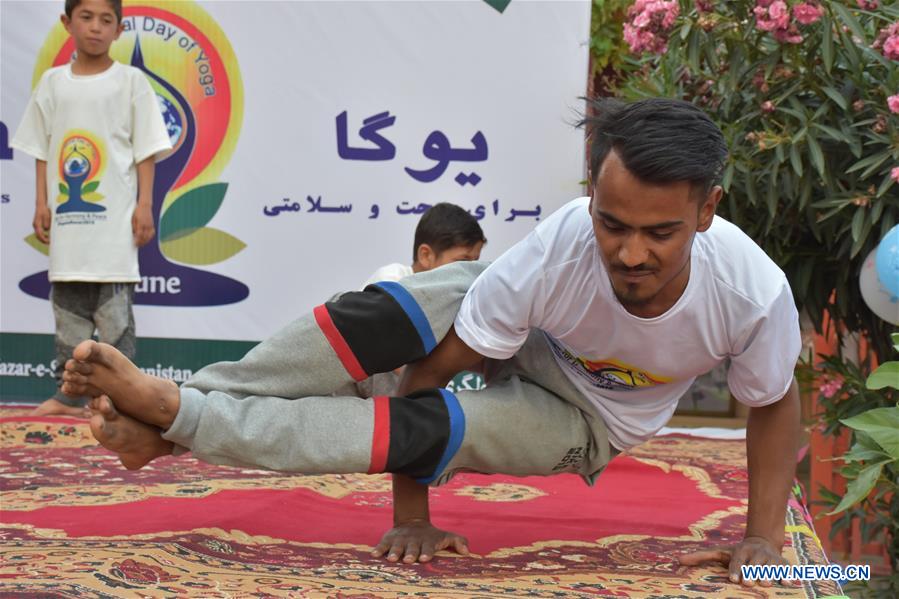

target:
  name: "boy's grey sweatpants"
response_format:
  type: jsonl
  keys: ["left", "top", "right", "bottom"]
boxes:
{"left": 52, "top": 282, "right": 135, "bottom": 407}
{"left": 163, "top": 261, "right": 614, "bottom": 485}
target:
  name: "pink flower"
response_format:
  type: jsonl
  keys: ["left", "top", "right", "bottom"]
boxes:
{"left": 695, "top": 0, "right": 714, "bottom": 12}
{"left": 768, "top": 1, "right": 790, "bottom": 26}
{"left": 819, "top": 376, "right": 844, "bottom": 399}
{"left": 889, "top": 94, "right": 899, "bottom": 114}
{"left": 856, "top": 0, "right": 878, "bottom": 9}
{"left": 754, "top": 1, "right": 790, "bottom": 33}
{"left": 876, "top": 23, "right": 899, "bottom": 59}
{"left": 885, "top": 36, "right": 899, "bottom": 60}
{"left": 793, "top": 3, "right": 822, "bottom": 26}
{"left": 761, "top": 100, "right": 776, "bottom": 113}
{"left": 774, "top": 24, "right": 804, "bottom": 44}
{"left": 891, "top": 167, "right": 899, "bottom": 183}
{"left": 624, "top": 0, "right": 680, "bottom": 55}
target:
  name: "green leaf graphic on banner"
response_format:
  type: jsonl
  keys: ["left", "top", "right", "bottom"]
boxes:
{"left": 58, "top": 182, "right": 69, "bottom": 196}
{"left": 24, "top": 233, "right": 49, "bottom": 256}
{"left": 160, "top": 227, "right": 246, "bottom": 265}
{"left": 159, "top": 183, "right": 229, "bottom": 242}
{"left": 483, "top": 0, "right": 511, "bottom": 14}
{"left": 83, "top": 180, "right": 100, "bottom": 193}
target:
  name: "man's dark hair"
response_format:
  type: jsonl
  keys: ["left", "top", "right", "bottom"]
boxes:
{"left": 413, "top": 203, "right": 487, "bottom": 262}
{"left": 578, "top": 97, "right": 728, "bottom": 195}
{"left": 65, "top": 0, "right": 123, "bottom": 23}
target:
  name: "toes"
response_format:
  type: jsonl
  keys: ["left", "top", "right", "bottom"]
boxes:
{"left": 72, "top": 339, "right": 102, "bottom": 364}
{"left": 88, "top": 412, "right": 109, "bottom": 444}
{"left": 61, "top": 382, "right": 82, "bottom": 396}
{"left": 64, "top": 358, "right": 92, "bottom": 375}
{"left": 96, "top": 395, "right": 117, "bottom": 417}
{"left": 61, "top": 381, "right": 87, "bottom": 397}
{"left": 62, "top": 370, "right": 88, "bottom": 385}
{"left": 61, "top": 380, "right": 103, "bottom": 398}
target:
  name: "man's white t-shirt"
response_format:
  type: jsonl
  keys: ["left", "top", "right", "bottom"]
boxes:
{"left": 363, "top": 263, "right": 414, "bottom": 288}
{"left": 12, "top": 62, "right": 172, "bottom": 282}
{"left": 455, "top": 197, "right": 801, "bottom": 450}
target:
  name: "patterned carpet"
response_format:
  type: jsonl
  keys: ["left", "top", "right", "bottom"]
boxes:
{"left": 0, "top": 405, "right": 842, "bottom": 598}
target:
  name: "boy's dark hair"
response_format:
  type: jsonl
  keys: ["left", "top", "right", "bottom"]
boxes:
{"left": 413, "top": 203, "right": 487, "bottom": 262}
{"left": 578, "top": 97, "right": 728, "bottom": 196}
{"left": 65, "top": 0, "right": 123, "bottom": 23}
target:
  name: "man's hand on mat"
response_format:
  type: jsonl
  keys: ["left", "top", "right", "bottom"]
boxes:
{"left": 678, "top": 536, "right": 795, "bottom": 587}
{"left": 371, "top": 519, "right": 469, "bottom": 563}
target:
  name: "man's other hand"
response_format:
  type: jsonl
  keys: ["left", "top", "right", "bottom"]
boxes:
{"left": 678, "top": 536, "right": 797, "bottom": 587}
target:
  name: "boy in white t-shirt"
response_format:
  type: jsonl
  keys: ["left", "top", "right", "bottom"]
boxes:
{"left": 64, "top": 98, "right": 801, "bottom": 588}
{"left": 12, "top": 0, "right": 172, "bottom": 417}
{"left": 362, "top": 202, "right": 486, "bottom": 288}
{"left": 349, "top": 202, "right": 485, "bottom": 397}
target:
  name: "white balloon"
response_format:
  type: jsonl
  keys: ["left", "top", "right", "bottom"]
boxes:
{"left": 860, "top": 248, "right": 899, "bottom": 325}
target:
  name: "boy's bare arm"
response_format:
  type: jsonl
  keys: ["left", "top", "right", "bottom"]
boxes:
{"left": 133, "top": 157, "right": 156, "bottom": 247}
{"left": 371, "top": 326, "right": 484, "bottom": 563}
{"left": 33, "top": 159, "right": 50, "bottom": 244}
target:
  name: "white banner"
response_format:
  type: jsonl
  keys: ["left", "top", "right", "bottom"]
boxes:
{"left": 1, "top": 0, "right": 590, "bottom": 342}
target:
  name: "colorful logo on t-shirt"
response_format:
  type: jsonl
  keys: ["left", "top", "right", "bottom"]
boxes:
{"left": 547, "top": 335, "right": 672, "bottom": 391}
{"left": 56, "top": 131, "right": 107, "bottom": 214}
{"left": 21, "top": 1, "right": 248, "bottom": 307}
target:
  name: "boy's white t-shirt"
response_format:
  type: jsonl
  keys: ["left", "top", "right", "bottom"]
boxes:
{"left": 455, "top": 197, "right": 801, "bottom": 450}
{"left": 12, "top": 61, "right": 172, "bottom": 282}
{"left": 363, "top": 263, "right": 414, "bottom": 288}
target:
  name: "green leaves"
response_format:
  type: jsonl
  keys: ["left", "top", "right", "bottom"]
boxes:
{"left": 805, "top": 134, "right": 826, "bottom": 178}
{"left": 826, "top": 404, "right": 899, "bottom": 516}
{"left": 867, "top": 363, "right": 899, "bottom": 391}
{"left": 821, "top": 86, "right": 848, "bottom": 111}
{"left": 157, "top": 182, "right": 245, "bottom": 266}
{"left": 160, "top": 227, "right": 246, "bottom": 265}
{"left": 821, "top": 14, "right": 834, "bottom": 73}
{"left": 827, "top": 460, "right": 887, "bottom": 515}
{"left": 830, "top": 3, "right": 867, "bottom": 45}
{"left": 159, "top": 183, "right": 229, "bottom": 242}
{"left": 841, "top": 406, "right": 899, "bottom": 460}
{"left": 789, "top": 144, "right": 804, "bottom": 177}
{"left": 24, "top": 233, "right": 49, "bottom": 256}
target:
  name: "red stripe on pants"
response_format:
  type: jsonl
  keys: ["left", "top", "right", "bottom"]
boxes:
{"left": 312, "top": 304, "right": 367, "bottom": 381}
{"left": 368, "top": 396, "right": 391, "bottom": 474}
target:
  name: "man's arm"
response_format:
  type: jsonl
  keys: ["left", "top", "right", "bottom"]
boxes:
{"left": 679, "top": 379, "right": 800, "bottom": 587}
{"left": 370, "top": 326, "right": 484, "bottom": 563}
{"left": 132, "top": 157, "right": 156, "bottom": 247}
{"left": 745, "top": 379, "right": 800, "bottom": 550}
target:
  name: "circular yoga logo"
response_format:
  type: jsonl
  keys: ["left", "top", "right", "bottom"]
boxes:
{"left": 57, "top": 132, "right": 107, "bottom": 214}
{"left": 21, "top": 0, "right": 249, "bottom": 306}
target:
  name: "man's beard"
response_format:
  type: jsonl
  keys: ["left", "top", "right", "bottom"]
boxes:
{"left": 613, "top": 284, "right": 653, "bottom": 308}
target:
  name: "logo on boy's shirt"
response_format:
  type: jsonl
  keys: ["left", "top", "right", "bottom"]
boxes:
{"left": 546, "top": 335, "right": 671, "bottom": 391}
{"left": 20, "top": 1, "right": 248, "bottom": 307}
{"left": 56, "top": 131, "right": 107, "bottom": 215}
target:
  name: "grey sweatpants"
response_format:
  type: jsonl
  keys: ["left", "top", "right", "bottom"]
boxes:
{"left": 162, "top": 261, "right": 614, "bottom": 485}
{"left": 52, "top": 282, "right": 135, "bottom": 406}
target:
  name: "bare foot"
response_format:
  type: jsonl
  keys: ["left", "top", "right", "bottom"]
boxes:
{"left": 89, "top": 395, "right": 174, "bottom": 469}
{"left": 31, "top": 398, "right": 91, "bottom": 418}
{"left": 62, "top": 340, "right": 180, "bottom": 429}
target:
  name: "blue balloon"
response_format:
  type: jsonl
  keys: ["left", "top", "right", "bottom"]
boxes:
{"left": 876, "top": 224, "right": 899, "bottom": 298}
